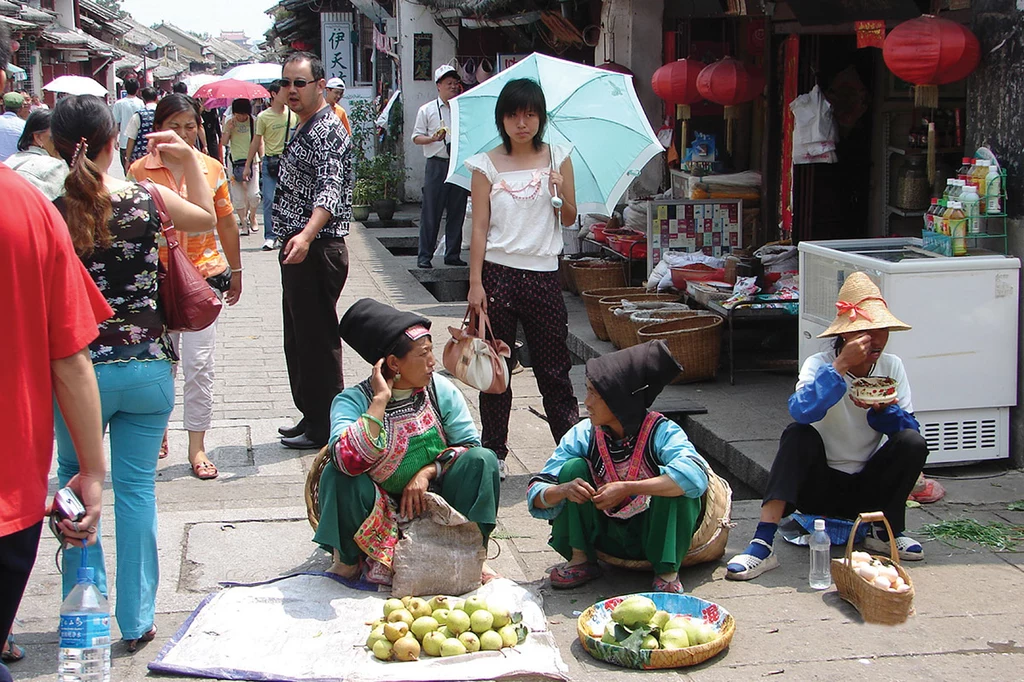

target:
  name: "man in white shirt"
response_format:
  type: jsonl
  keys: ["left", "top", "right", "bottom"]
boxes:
{"left": 0, "top": 92, "right": 26, "bottom": 162}
{"left": 110, "top": 79, "right": 143, "bottom": 168}
{"left": 411, "top": 64, "right": 467, "bottom": 269}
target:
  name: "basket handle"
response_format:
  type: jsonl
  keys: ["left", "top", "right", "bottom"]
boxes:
{"left": 845, "top": 511, "right": 900, "bottom": 566}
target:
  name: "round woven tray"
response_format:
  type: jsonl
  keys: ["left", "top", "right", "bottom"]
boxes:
{"left": 304, "top": 446, "right": 332, "bottom": 531}
{"left": 577, "top": 592, "right": 735, "bottom": 669}
{"left": 580, "top": 287, "right": 645, "bottom": 341}
{"left": 595, "top": 471, "right": 733, "bottom": 570}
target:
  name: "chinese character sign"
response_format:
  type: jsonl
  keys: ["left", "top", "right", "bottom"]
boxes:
{"left": 320, "top": 17, "right": 352, "bottom": 86}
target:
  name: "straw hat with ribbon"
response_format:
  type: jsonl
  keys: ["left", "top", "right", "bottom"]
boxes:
{"left": 817, "top": 272, "right": 911, "bottom": 338}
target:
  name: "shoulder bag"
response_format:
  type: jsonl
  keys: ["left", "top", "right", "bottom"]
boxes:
{"left": 140, "top": 180, "right": 222, "bottom": 332}
{"left": 443, "top": 307, "right": 511, "bottom": 394}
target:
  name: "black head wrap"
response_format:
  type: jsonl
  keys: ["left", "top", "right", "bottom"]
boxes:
{"left": 585, "top": 340, "right": 682, "bottom": 435}
{"left": 338, "top": 299, "right": 431, "bottom": 365}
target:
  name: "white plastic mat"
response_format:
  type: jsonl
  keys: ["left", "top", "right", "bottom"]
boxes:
{"left": 149, "top": 574, "right": 570, "bottom": 682}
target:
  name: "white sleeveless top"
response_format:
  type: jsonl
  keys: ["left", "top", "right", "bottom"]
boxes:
{"left": 464, "top": 143, "right": 572, "bottom": 272}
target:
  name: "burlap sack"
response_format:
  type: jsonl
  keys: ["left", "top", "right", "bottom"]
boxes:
{"left": 389, "top": 492, "right": 486, "bottom": 598}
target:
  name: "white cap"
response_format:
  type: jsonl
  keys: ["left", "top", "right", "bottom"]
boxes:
{"left": 325, "top": 77, "right": 345, "bottom": 90}
{"left": 434, "top": 64, "right": 459, "bottom": 83}
{"left": 814, "top": 518, "right": 826, "bottom": 531}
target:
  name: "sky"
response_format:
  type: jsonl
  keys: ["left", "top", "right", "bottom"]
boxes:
{"left": 119, "top": 0, "right": 274, "bottom": 45}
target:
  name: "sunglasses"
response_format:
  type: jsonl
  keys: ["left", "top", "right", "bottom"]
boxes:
{"left": 278, "top": 78, "right": 314, "bottom": 89}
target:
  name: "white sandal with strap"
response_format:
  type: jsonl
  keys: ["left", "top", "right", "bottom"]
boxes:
{"left": 725, "top": 539, "right": 780, "bottom": 581}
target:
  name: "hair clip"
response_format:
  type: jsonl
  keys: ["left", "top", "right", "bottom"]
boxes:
{"left": 631, "top": 384, "right": 649, "bottom": 395}
{"left": 70, "top": 136, "right": 89, "bottom": 166}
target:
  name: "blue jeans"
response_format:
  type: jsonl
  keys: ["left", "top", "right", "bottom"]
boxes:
{"left": 261, "top": 157, "right": 277, "bottom": 240}
{"left": 55, "top": 359, "right": 174, "bottom": 640}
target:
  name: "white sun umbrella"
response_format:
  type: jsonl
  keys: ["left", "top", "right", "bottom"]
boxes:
{"left": 43, "top": 75, "right": 108, "bottom": 97}
{"left": 184, "top": 74, "right": 221, "bottom": 96}
{"left": 222, "top": 62, "right": 282, "bottom": 84}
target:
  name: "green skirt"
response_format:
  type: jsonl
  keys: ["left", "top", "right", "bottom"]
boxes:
{"left": 313, "top": 446, "right": 500, "bottom": 565}
{"left": 548, "top": 457, "right": 702, "bottom": 575}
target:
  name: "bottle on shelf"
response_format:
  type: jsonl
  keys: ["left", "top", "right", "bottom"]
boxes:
{"left": 985, "top": 164, "right": 1002, "bottom": 215}
{"left": 58, "top": 548, "right": 111, "bottom": 682}
{"left": 934, "top": 198, "right": 949, "bottom": 235}
{"left": 957, "top": 157, "right": 975, "bottom": 181}
{"left": 948, "top": 201, "right": 968, "bottom": 256}
{"left": 972, "top": 160, "right": 991, "bottom": 211}
{"left": 941, "top": 180, "right": 954, "bottom": 202}
{"left": 924, "top": 197, "right": 939, "bottom": 232}
{"left": 808, "top": 518, "right": 832, "bottom": 590}
{"left": 961, "top": 183, "right": 981, "bottom": 234}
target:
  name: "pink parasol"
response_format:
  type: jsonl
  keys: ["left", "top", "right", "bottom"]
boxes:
{"left": 192, "top": 78, "right": 271, "bottom": 103}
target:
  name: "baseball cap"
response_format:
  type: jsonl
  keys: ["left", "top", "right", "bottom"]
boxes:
{"left": 434, "top": 64, "right": 460, "bottom": 83}
{"left": 3, "top": 92, "right": 25, "bottom": 109}
{"left": 325, "top": 77, "right": 345, "bottom": 90}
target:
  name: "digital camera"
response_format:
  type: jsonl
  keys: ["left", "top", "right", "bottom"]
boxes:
{"left": 54, "top": 487, "right": 86, "bottom": 522}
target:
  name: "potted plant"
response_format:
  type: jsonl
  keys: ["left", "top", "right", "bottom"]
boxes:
{"left": 352, "top": 178, "right": 373, "bottom": 222}
{"left": 362, "top": 152, "right": 406, "bottom": 221}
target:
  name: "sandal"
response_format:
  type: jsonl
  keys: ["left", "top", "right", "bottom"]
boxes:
{"left": 549, "top": 561, "right": 601, "bottom": 589}
{"left": 158, "top": 434, "right": 169, "bottom": 459}
{"left": 481, "top": 566, "right": 501, "bottom": 584}
{"left": 1, "top": 634, "right": 24, "bottom": 663}
{"left": 125, "top": 625, "right": 157, "bottom": 653}
{"left": 725, "top": 540, "right": 780, "bottom": 581}
{"left": 652, "top": 576, "right": 684, "bottom": 593}
{"left": 862, "top": 525, "right": 924, "bottom": 561}
{"left": 190, "top": 460, "right": 219, "bottom": 480}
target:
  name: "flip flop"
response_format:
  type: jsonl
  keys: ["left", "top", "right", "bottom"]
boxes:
{"left": 125, "top": 625, "right": 157, "bottom": 653}
{"left": 190, "top": 460, "right": 218, "bottom": 480}
{"left": 1, "top": 634, "right": 24, "bottom": 663}
{"left": 549, "top": 561, "right": 601, "bottom": 589}
{"left": 158, "top": 434, "right": 169, "bottom": 459}
{"left": 652, "top": 575, "right": 685, "bottom": 593}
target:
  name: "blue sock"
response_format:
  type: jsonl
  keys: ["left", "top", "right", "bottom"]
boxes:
{"left": 727, "top": 522, "right": 777, "bottom": 572}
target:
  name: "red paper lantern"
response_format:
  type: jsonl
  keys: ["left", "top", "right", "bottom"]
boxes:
{"left": 883, "top": 15, "right": 979, "bottom": 108}
{"left": 597, "top": 61, "right": 634, "bottom": 76}
{"left": 696, "top": 58, "right": 763, "bottom": 154}
{"left": 696, "top": 57, "right": 761, "bottom": 111}
{"left": 652, "top": 58, "right": 704, "bottom": 110}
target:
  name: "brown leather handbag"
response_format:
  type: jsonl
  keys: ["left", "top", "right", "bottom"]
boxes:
{"left": 443, "top": 307, "right": 511, "bottom": 394}
{"left": 140, "top": 180, "right": 222, "bottom": 332}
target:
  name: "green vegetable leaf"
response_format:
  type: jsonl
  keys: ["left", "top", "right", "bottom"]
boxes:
{"left": 1008, "top": 500, "right": 1024, "bottom": 512}
{"left": 616, "top": 624, "right": 653, "bottom": 653}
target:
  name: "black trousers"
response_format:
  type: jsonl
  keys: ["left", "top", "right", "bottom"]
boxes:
{"left": 763, "top": 423, "right": 928, "bottom": 534}
{"left": 0, "top": 522, "right": 42, "bottom": 648}
{"left": 280, "top": 236, "right": 349, "bottom": 443}
{"left": 418, "top": 156, "right": 468, "bottom": 265}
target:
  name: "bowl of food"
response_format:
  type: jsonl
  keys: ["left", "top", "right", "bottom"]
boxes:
{"left": 577, "top": 592, "right": 734, "bottom": 669}
{"left": 850, "top": 376, "right": 898, "bottom": 406}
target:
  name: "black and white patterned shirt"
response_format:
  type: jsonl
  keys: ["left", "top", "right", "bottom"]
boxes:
{"left": 272, "top": 105, "right": 352, "bottom": 239}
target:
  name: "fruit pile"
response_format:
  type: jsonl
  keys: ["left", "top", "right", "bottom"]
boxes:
{"left": 366, "top": 595, "right": 528, "bottom": 662}
{"left": 841, "top": 551, "right": 911, "bottom": 593}
{"left": 601, "top": 595, "right": 719, "bottom": 650}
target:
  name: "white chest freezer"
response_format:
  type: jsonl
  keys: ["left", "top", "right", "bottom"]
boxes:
{"left": 799, "top": 238, "right": 1020, "bottom": 464}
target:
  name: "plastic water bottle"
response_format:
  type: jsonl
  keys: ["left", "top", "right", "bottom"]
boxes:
{"left": 808, "top": 518, "right": 832, "bottom": 590}
{"left": 58, "top": 547, "right": 111, "bottom": 682}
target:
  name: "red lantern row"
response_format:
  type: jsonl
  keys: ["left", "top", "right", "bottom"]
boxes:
{"left": 652, "top": 57, "right": 764, "bottom": 111}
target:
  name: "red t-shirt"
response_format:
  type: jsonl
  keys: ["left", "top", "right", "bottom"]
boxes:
{"left": 0, "top": 166, "right": 112, "bottom": 537}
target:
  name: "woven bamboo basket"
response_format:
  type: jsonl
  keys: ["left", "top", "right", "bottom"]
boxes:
{"left": 601, "top": 293, "right": 680, "bottom": 349}
{"left": 572, "top": 261, "right": 626, "bottom": 304}
{"left": 831, "top": 512, "right": 915, "bottom": 625}
{"left": 637, "top": 316, "right": 724, "bottom": 383}
{"left": 577, "top": 592, "right": 734, "bottom": 669}
{"left": 558, "top": 257, "right": 577, "bottom": 293}
{"left": 596, "top": 470, "right": 733, "bottom": 570}
{"left": 581, "top": 287, "right": 645, "bottom": 341}
{"left": 625, "top": 308, "right": 706, "bottom": 348}
{"left": 304, "top": 446, "right": 332, "bottom": 531}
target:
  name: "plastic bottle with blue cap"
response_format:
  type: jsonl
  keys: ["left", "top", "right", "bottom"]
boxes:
{"left": 58, "top": 545, "right": 111, "bottom": 682}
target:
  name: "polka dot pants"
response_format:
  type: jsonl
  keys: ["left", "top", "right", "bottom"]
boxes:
{"left": 479, "top": 261, "right": 580, "bottom": 459}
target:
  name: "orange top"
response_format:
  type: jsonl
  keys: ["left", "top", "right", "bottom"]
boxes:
{"left": 332, "top": 104, "right": 352, "bottom": 135}
{"left": 128, "top": 150, "right": 235, "bottom": 279}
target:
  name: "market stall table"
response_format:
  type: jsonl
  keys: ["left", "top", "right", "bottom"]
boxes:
{"left": 703, "top": 298, "right": 799, "bottom": 385}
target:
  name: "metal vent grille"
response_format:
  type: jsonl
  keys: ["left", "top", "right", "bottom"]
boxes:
{"left": 922, "top": 419, "right": 999, "bottom": 452}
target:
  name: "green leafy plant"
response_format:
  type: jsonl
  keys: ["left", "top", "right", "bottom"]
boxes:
{"left": 919, "top": 517, "right": 1024, "bottom": 551}
{"left": 353, "top": 178, "right": 375, "bottom": 206}
{"left": 360, "top": 151, "right": 406, "bottom": 201}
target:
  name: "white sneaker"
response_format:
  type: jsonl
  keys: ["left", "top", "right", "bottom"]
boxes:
{"left": 497, "top": 460, "right": 508, "bottom": 481}
{"left": 262, "top": 239, "right": 276, "bottom": 251}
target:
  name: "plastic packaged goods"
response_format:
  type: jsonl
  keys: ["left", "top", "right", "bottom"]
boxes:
{"left": 947, "top": 201, "right": 968, "bottom": 256}
{"left": 985, "top": 164, "right": 1002, "bottom": 215}
{"left": 960, "top": 183, "right": 982, "bottom": 234}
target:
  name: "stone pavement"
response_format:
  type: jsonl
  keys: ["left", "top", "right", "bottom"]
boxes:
{"left": 9, "top": 217, "right": 1024, "bottom": 681}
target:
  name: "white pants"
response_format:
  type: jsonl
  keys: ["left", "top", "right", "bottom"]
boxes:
{"left": 229, "top": 168, "right": 260, "bottom": 217}
{"left": 169, "top": 318, "right": 218, "bottom": 433}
